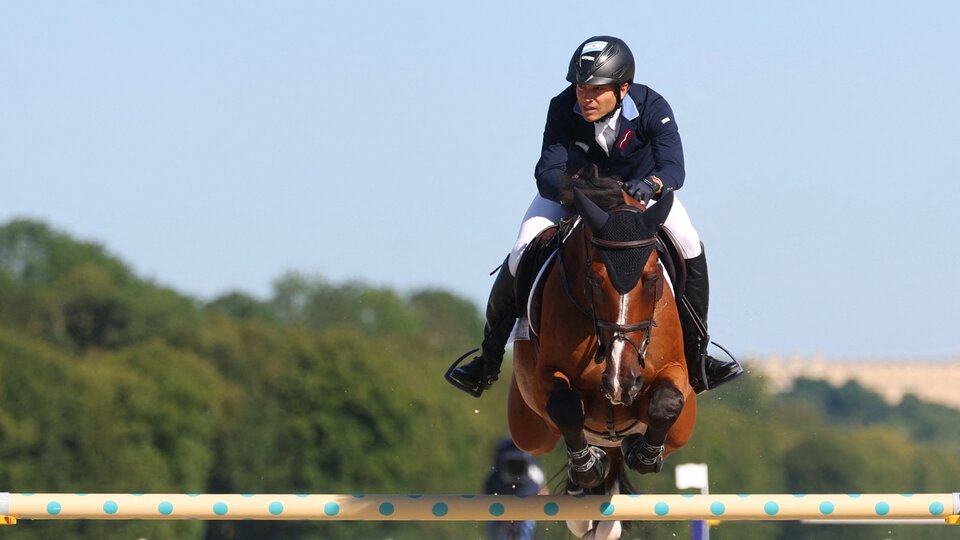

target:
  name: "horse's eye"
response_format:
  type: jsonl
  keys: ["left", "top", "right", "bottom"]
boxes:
{"left": 587, "top": 273, "right": 603, "bottom": 288}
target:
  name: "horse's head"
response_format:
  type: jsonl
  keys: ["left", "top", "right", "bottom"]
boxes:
{"left": 571, "top": 184, "right": 674, "bottom": 406}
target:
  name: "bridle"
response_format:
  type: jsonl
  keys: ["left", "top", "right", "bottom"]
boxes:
{"left": 557, "top": 206, "right": 662, "bottom": 370}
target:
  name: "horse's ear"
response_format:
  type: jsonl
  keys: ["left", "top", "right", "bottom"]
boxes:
{"left": 579, "top": 163, "right": 600, "bottom": 182}
{"left": 573, "top": 188, "right": 610, "bottom": 232}
{"left": 639, "top": 190, "right": 674, "bottom": 230}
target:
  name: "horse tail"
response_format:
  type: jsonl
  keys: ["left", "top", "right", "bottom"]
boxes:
{"left": 607, "top": 448, "right": 637, "bottom": 496}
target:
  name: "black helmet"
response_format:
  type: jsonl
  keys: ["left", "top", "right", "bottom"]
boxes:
{"left": 566, "top": 36, "right": 635, "bottom": 86}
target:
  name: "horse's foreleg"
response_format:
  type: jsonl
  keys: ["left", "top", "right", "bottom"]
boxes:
{"left": 546, "top": 375, "right": 609, "bottom": 489}
{"left": 623, "top": 379, "right": 685, "bottom": 474}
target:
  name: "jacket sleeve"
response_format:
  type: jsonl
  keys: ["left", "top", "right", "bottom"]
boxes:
{"left": 534, "top": 96, "right": 573, "bottom": 202}
{"left": 643, "top": 95, "right": 685, "bottom": 191}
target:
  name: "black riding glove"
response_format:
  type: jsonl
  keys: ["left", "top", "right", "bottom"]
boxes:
{"left": 628, "top": 177, "right": 661, "bottom": 205}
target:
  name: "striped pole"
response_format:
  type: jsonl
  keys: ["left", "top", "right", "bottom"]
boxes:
{"left": 1, "top": 492, "right": 958, "bottom": 522}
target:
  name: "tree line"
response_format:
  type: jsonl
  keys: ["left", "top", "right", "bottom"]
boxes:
{"left": 1, "top": 219, "right": 957, "bottom": 540}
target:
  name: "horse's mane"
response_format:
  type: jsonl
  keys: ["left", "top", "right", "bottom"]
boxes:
{"left": 558, "top": 166, "right": 625, "bottom": 211}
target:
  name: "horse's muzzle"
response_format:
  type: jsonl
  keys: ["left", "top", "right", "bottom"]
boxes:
{"left": 602, "top": 372, "right": 643, "bottom": 406}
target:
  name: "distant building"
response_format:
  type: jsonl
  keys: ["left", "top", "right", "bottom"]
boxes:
{"left": 751, "top": 356, "right": 960, "bottom": 410}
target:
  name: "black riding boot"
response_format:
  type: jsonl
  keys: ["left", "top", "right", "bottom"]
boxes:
{"left": 680, "top": 247, "right": 744, "bottom": 394}
{"left": 447, "top": 258, "right": 518, "bottom": 397}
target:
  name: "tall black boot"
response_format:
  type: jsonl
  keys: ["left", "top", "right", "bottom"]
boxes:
{"left": 679, "top": 246, "right": 743, "bottom": 394}
{"left": 446, "top": 257, "right": 518, "bottom": 397}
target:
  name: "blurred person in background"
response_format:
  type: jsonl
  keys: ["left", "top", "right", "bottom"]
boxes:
{"left": 484, "top": 437, "right": 546, "bottom": 540}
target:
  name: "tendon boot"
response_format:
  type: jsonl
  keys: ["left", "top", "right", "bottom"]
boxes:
{"left": 446, "top": 258, "right": 517, "bottom": 397}
{"left": 679, "top": 246, "right": 744, "bottom": 394}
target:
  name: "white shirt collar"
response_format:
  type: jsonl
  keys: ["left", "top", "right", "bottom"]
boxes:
{"left": 594, "top": 107, "right": 621, "bottom": 155}
{"left": 598, "top": 107, "right": 621, "bottom": 132}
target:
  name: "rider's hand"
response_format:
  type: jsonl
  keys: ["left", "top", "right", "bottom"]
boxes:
{"left": 628, "top": 176, "right": 662, "bottom": 205}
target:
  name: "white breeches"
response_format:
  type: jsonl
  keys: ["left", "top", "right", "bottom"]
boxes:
{"left": 507, "top": 194, "right": 702, "bottom": 276}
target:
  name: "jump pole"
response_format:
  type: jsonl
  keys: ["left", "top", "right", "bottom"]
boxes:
{"left": 1, "top": 492, "right": 958, "bottom": 524}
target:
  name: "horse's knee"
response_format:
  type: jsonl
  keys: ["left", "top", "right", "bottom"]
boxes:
{"left": 546, "top": 379, "right": 585, "bottom": 438}
{"left": 648, "top": 384, "right": 684, "bottom": 424}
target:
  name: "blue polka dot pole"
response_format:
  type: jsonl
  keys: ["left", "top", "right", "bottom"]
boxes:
{"left": 0, "top": 493, "right": 957, "bottom": 522}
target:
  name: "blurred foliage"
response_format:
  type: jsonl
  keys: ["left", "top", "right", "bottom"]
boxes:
{"left": 0, "top": 219, "right": 958, "bottom": 539}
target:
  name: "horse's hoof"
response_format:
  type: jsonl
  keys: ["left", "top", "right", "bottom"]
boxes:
{"left": 566, "top": 519, "right": 592, "bottom": 538}
{"left": 584, "top": 520, "right": 622, "bottom": 540}
{"left": 566, "top": 520, "right": 624, "bottom": 540}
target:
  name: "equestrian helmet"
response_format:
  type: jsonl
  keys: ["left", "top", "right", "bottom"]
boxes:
{"left": 566, "top": 36, "right": 635, "bottom": 86}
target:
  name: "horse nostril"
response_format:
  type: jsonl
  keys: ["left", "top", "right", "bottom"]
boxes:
{"left": 601, "top": 376, "right": 616, "bottom": 399}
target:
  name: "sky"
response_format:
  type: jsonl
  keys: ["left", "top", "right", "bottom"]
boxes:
{"left": 2, "top": 1, "right": 958, "bottom": 359}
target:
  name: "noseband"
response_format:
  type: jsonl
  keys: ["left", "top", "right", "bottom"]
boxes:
{"left": 558, "top": 206, "right": 661, "bottom": 369}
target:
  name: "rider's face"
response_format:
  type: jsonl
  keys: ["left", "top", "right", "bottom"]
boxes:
{"left": 576, "top": 83, "right": 628, "bottom": 122}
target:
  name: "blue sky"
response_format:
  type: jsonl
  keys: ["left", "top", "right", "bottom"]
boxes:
{"left": 2, "top": 1, "right": 958, "bottom": 358}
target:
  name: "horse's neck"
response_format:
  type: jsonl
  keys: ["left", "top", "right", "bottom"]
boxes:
{"left": 559, "top": 223, "right": 589, "bottom": 291}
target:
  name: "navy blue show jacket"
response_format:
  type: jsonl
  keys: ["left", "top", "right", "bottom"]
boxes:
{"left": 534, "top": 84, "right": 685, "bottom": 202}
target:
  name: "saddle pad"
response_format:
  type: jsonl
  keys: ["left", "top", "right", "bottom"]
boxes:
{"left": 510, "top": 250, "right": 558, "bottom": 342}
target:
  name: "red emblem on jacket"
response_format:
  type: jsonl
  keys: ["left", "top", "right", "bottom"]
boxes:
{"left": 616, "top": 129, "right": 634, "bottom": 150}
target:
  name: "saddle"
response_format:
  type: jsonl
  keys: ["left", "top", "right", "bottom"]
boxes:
{"left": 513, "top": 222, "right": 687, "bottom": 337}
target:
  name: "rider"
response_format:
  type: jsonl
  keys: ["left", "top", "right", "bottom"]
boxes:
{"left": 484, "top": 437, "right": 545, "bottom": 540}
{"left": 449, "top": 35, "right": 743, "bottom": 397}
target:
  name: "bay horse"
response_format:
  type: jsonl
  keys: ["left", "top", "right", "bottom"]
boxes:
{"left": 508, "top": 174, "right": 696, "bottom": 539}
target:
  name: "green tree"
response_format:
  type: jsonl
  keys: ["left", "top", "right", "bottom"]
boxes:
{"left": 4, "top": 218, "right": 959, "bottom": 540}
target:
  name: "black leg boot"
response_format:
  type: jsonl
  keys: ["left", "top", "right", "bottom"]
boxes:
{"left": 680, "top": 246, "right": 744, "bottom": 394}
{"left": 446, "top": 258, "right": 518, "bottom": 397}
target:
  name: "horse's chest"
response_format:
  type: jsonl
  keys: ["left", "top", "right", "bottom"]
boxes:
{"left": 581, "top": 400, "right": 648, "bottom": 447}
{"left": 514, "top": 348, "right": 651, "bottom": 447}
